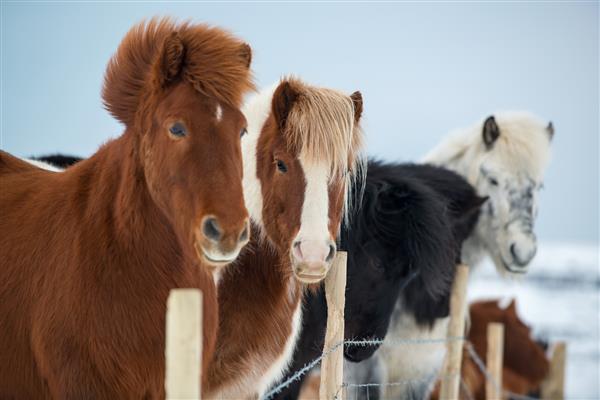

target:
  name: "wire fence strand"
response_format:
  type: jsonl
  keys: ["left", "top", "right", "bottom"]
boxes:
{"left": 264, "top": 335, "right": 542, "bottom": 400}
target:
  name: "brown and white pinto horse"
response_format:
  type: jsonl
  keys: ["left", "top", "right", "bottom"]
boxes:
{"left": 0, "top": 19, "right": 253, "bottom": 398}
{"left": 204, "top": 78, "right": 365, "bottom": 398}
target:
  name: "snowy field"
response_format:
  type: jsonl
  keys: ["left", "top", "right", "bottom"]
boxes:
{"left": 468, "top": 243, "right": 600, "bottom": 399}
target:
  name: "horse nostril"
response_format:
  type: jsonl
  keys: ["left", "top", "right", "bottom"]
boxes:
{"left": 239, "top": 222, "right": 249, "bottom": 243}
{"left": 325, "top": 244, "right": 336, "bottom": 263}
{"left": 510, "top": 243, "right": 535, "bottom": 266}
{"left": 510, "top": 243, "right": 518, "bottom": 260}
{"left": 292, "top": 241, "right": 302, "bottom": 259}
{"left": 202, "top": 217, "right": 222, "bottom": 241}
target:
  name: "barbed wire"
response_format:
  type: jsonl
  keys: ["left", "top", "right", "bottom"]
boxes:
{"left": 338, "top": 373, "right": 475, "bottom": 400}
{"left": 263, "top": 336, "right": 464, "bottom": 399}
{"left": 262, "top": 339, "right": 345, "bottom": 399}
{"left": 344, "top": 336, "right": 465, "bottom": 347}
{"left": 265, "top": 335, "right": 543, "bottom": 400}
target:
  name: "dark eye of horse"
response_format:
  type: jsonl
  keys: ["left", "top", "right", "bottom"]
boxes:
{"left": 169, "top": 122, "right": 187, "bottom": 138}
{"left": 240, "top": 127, "right": 248, "bottom": 138}
{"left": 488, "top": 177, "right": 499, "bottom": 186}
{"left": 276, "top": 159, "right": 288, "bottom": 173}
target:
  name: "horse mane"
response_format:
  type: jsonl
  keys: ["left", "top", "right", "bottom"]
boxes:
{"left": 347, "top": 160, "right": 484, "bottom": 325}
{"left": 345, "top": 160, "right": 457, "bottom": 316}
{"left": 283, "top": 77, "right": 366, "bottom": 219}
{"left": 102, "top": 18, "right": 255, "bottom": 126}
{"left": 282, "top": 78, "right": 364, "bottom": 176}
{"left": 423, "top": 111, "right": 552, "bottom": 182}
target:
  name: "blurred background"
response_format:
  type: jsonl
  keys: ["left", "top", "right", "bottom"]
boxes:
{"left": 1, "top": 2, "right": 598, "bottom": 398}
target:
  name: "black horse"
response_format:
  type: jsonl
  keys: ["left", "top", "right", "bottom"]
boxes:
{"left": 269, "top": 160, "right": 485, "bottom": 399}
{"left": 30, "top": 154, "right": 82, "bottom": 169}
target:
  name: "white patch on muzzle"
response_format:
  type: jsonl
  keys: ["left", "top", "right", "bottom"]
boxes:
{"left": 292, "top": 161, "right": 335, "bottom": 277}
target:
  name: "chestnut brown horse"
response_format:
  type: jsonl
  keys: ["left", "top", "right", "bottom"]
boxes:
{"left": 431, "top": 299, "right": 549, "bottom": 399}
{"left": 204, "top": 78, "right": 365, "bottom": 398}
{"left": 0, "top": 19, "right": 253, "bottom": 398}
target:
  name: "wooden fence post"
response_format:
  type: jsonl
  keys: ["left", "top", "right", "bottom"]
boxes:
{"left": 486, "top": 323, "right": 505, "bottom": 400}
{"left": 541, "top": 341, "right": 567, "bottom": 400}
{"left": 165, "top": 289, "right": 203, "bottom": 400}
{"left": 320, "top": 251, "right": 348, "bottom": 400}
{"left": 440, "top": 264, "right": 470, "bottom": 399}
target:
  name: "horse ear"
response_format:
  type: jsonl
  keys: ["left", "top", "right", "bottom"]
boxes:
{"left": 506, "top": 298, "right": 517, "bottom": 316}
{"left": 458, "top": 195, "right": 487, "bottom": 222}
{"left": 239, "top": 43, "right": 252, "bottom": 69}
{"left": 154, "top": 32, "right": 186, "bottom": 89}
{"left": 470, "top": 195, "right": 488, "bottom": 212}
{"left": 272, "top": 80, "right": 300, "bottom": 131}
{"left": 482, "top": 115, "right": 500, "bottom": 149}
{"left": 547, "top": 121, "right": 555, "bottom": 141}
{"left": 350, "top": 91, "right": 363, "bottom": 123}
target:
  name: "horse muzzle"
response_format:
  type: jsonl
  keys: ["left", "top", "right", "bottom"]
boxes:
{"left": 194, "top": 215, "right": 250, "bottom": 268}
{"left": 291, "top": 239, "right": 336, "bottom": 283}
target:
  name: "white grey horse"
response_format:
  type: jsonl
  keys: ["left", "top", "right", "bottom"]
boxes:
{"left": 347, "top": 111, "right": 554, "bottom": 399}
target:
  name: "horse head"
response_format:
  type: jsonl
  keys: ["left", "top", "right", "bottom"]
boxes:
{"left": 342, "top": 162, "right": 483, "bottom": 362}
{"left": 103, "top": 19, "right": 255, "bottom": 270}
{"left": 473, "top": 113, "right": 553, "bottom": 275}
{"left": 242, "top": 77, "right": 365, "bottom": 283}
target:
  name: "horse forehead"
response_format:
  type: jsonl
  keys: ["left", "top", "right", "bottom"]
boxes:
{"left": 483, "top": 162, "right": 538, "bottom": 188}
{"left": 505, "top": 174, "right": 537, "bottom": 193}
{"left": 298, "top": 156, "right": 329, "bottom": 180}
{"left": 159, "top": 83, "right": 213, "bottom": 115}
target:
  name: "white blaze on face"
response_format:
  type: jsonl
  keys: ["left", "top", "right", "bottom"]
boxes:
{"left": 292, "top": 160, "right": 333, "bottom": 266}
{"left": 215, "top": 104, "right": 223, "bottom": 122}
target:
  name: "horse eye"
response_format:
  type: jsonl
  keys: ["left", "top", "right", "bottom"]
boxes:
{"left": 488, "top": 177, "right": 499, "bottom": 186}
{"left": 240, "top": 127, "right": 248, "bottom": 138}
{"left": 276, "top": 159, "right": 288, "bottom": 173}
{"left": 168, "top": 122, "right": 187, "bottom": 138}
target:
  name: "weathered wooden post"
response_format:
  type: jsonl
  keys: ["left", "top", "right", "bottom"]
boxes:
{"left": 319, "top": 251, "right": 348, "bottom": 400}
{"left": 439, "top": 264, "right": 470, "bottom": 399}
{"left": 486, "top": 322, "right": 505, "bottom": 400}
{"left": 165, "top": 289, "right": 203, "bottom": 400}
{"left": 541, "top": 341, "right": 567, "bottom": 400}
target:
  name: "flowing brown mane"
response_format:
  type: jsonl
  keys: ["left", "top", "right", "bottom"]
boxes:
{"left": 102, "top": 18, "right": 255, "bottom": 126}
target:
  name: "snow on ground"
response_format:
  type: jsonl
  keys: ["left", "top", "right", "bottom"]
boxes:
{"left": 468, "top": 242, "right": 600, "bottom": 399}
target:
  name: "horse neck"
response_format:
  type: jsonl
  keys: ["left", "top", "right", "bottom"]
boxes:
{"left": 249, "top": 223, "right": 299, "bottom": 290}
{"left": 66, "top": 132, "right": 182, "bottom": 270}
{"left": 436, "top": 139, "right": 491, "bottom": 269}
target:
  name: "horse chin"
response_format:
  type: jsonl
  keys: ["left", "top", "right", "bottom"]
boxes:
{"left": 292, "top": 270, "right": 328, "bottom": 284}
{"left": 493, "top": 254, "right": 528, "bottom": 277}
{"left": 344, "top": 344, "right": 379, "bottom": 363}
{"left": 291, "top": 260, "right": 329, "bottom": 284}
{"left": 193, "top": 240, "right": 237, "bottom": 270}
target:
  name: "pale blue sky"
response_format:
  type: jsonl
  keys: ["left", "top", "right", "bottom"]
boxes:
{"left": 1, "top": 2, "right": 598, "bottom": 243}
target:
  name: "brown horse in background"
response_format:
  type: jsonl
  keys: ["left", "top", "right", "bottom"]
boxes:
{"left": 431, "top": 299, "right": 550, "bottom": 399}
{"left": 204, "top": 78, "right": 365, "bottom": 398}
{"left": 0, "top": 18, "right": 253, "bottom": 398}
